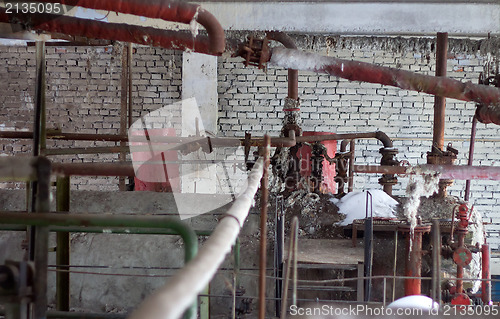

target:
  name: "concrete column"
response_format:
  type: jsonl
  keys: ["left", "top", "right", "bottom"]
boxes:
{"left": 181, "top": 52, "right": 218, "bottom": 194}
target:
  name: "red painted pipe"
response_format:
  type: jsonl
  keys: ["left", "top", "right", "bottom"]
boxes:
{"left": 476, "top": 104, "right": 500, "bottom": 125}
{"left": 405, "top": 232, "right": 424, "bottom": 296}
{"left": 37, "top": 0, "right": 225, "bottom": 55}
{"left": 482, "top": 244, "right": 491, "bottom": 305}
{"left": 0, "top": 9, "right": 212, "bottom": 54}
{"left": 269, "top": 48, "right": 500, "bottom": 107}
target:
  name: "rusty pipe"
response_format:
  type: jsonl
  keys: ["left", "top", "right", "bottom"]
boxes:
{"left": 476, "top": 104, "right": 500, "bottom": 126}
{"left": 295, "top": 131, "right": 393, "bottom": 148}
{"left": 464, "top": 115, "right": 478, "bottom": 202}
{"left": 269, "top": 48, "right": 500, "bottom": 107}
{"left": 348, "top": 140, "right": 355, "bottom": 193}
{"left": 456, "top": 233, "right": 466, "bottom": 293}
{"left": 267, "top": 31, "right": 298, "bottom": 101}
{"left": 353, "top": 164, "right": 500, "bottom": 180}
{"left": 405, "top": 230, "right": 424, "bottom": 295}
{"left": 36, "top": 0, "right": 225, "bottom": 55}
{"left": 258, "top": 135, "right": 270, "bottom": 319}
{"left": 0, "top": 131, "right": 128, "bottom": 142}
{"left": 433, "top": 32, "right": 448, "bottom": 151}
{"left": 52, "top": 162, "right": 135, "bottom": 177}
{"left": 2, "top": 130, "right": 396, "bottom": 150}
{"left": 482, "top": 244, "right": 491, "bottom": 305}
{"left": 0, "top": 9, "right": 214, "bottom": 55}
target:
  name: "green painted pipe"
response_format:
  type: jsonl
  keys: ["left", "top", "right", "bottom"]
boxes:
{"left": 0, "top": 225, "right": 210, "bottom": 237}
{"left": 0, "top": 212, "right": 197, "bottom": 263}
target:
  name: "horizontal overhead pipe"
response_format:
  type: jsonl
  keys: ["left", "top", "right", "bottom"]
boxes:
{"left": 4, "top": 130, "right": 390, "bottom": 151}
{"left": 0, "top": 131, "right": 128, "bottom": 142}
{"left": 0, "top": 9, "right": 214, "bottom": 55}
{"left": 269, "top": 48, "right": 500, "bottom": 107}
{"left": 36, "top": 0, "right": 225, "bottom": 55}
{"left": 353, "top": 164, "right": 500, "bottom": 180}
{"left": 52, "top": 162, "right": 135, "bottom": 177}
{"left": 476, "top": 104, "right": 500, "bottom": 126}
{"left": 128, "top": 157, "right": 264, "bottom": 319}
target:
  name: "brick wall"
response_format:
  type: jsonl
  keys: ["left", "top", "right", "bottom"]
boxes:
{"left": 217, "top": 36, "right": 500, "bottom": 249}
{"left": 0, "top": 36, "right": 499, "bottom": 249}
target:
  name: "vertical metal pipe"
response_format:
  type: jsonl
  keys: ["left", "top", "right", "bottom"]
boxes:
{"left": 383, "top": 183, "right": 393, "bottom": 196}
{"left": 234, "top": 237, "right": 241, "bottom": 287}
{"left": 431, "top": 219, "right": 441, "bottom": 304}
{"left": 128, "top": 43, "right": 134, "bottom": 128}
{"left": 280, "top": 217, "right": 299, "bottom": 319}
{"left": 288, "top": 69, "right": 298, "bottom": 100}
{"left": 348, "top": 140, "right": 355, "bottom": 193}
{"left": 364, "top": 217, "right": 373, "bottom": 301}
{"left": 274, "top": 196, "right": 284, "bottom": 317}
{"left": 405, "top": 231, "right": 423, "bottom": 296}
{"left": 29, "top": 41, "right": 46, "bottom": 261}
{"left": 34, "top": 41, "right": 47, "bottom": 155}
{"left": 392, "top": 230, "right": 398, "bottom": 302}
{"left": 34, "top": 226, "right": 49, "bottom": 319}
{"left": 258, "top": 135, "right": 271, "bottom": 319}
{"left": 56, "top": 176, "right": 70, "bottom": 311}
{"left": 119, "top": 44, "right": 129, "bottom": 191}
{"left": 291, "top": 218, "right": 298, "bottom": 307}
{"left": 433, "top": 32, "right": 448, "bottom": 151}
{"left": 456, "top": 233, "right": 465, "bottom": 293}
{"left": 383, "top": 277, "right": 387, "bottom": 306}
{"left": 464, "top": 116, "right": 478, "bottom": 202}
{"left": 482, "top": 244, "right": 491, "bottom": 304}
{"left": 34, "top": 157, "right": 51, "bottom": 319}
{"left": 364, "top": 192, "right": 373, "bottom": 302}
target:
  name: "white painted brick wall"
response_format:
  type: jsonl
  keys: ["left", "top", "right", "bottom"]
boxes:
{"left": 217, "top": 36, "right": 500, "bottom": 250}
{"left": 1, "top": 36, "right": 499, "bottom": 251}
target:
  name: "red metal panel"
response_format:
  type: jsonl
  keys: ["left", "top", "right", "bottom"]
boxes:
{"left": 298, "top": 132, "right": 337, "bottom": 194}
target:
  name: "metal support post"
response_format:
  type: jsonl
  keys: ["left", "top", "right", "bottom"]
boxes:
{"left": 431, "top": 219, "right": 441, "bottom": 304}
{"left": 258, "top": 135, "right": 270, "bottom": 319}
{"left": 56, "top": 176, "right": 70, "bottom": 311}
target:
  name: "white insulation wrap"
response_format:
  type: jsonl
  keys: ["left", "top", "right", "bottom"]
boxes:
{"left": 127, "top": 158, "right": 264, "bottom": 319}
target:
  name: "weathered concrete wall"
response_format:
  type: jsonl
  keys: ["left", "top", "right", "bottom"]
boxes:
{"left": 196, "top": 2, "right": 500, "bottom": 36}
{"left": 0, "top": 190, "right": 262, "bottom": 315}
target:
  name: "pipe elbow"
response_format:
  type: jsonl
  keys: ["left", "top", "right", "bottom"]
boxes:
{"left": 266, "top": 31, "right": 297, "bottom": 50}
{"left": 196, "top": 9, "right": 226, "bottom": 55}
{"left": 375, "top": 131, "right": 393, "bottom": 148}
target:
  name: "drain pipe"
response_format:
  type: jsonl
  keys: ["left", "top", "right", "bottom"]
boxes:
{"left": 432, "top": 32, "right": 448, "bottom": 151}
{"left": 0, "top": 10, "right": 216, "bottom": 55}
{"left": 464, "top": 116, "right": 478, "bottom": 202}
{"left": 428, "top": 33, "right": 455, "bottom": 198}
{"left": 266, "top": 32, "right": 301, "bottom": 142}
{"left": 36, "top": 0, "right": 225, "bottom": 55}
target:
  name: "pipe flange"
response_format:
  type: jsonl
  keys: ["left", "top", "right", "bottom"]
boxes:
{"left": 398, "top": 224, "right": 432, "bottom": 233}
{"left": 379, "top": 147, "right": 399, "bottom": 166}
{"left": 379, "top": 174, "right": 398, "bottom": 186}
{"left": 379, "top": 147, "right": 399, "bottom": 156}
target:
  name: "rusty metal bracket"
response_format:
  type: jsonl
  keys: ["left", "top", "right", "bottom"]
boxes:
{"left": 238, "top": 36, "right": 270, "bottom": 70}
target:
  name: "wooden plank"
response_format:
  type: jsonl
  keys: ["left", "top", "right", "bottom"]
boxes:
{"left": 285, "top": 239, "right": 364, "bottom": 265}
